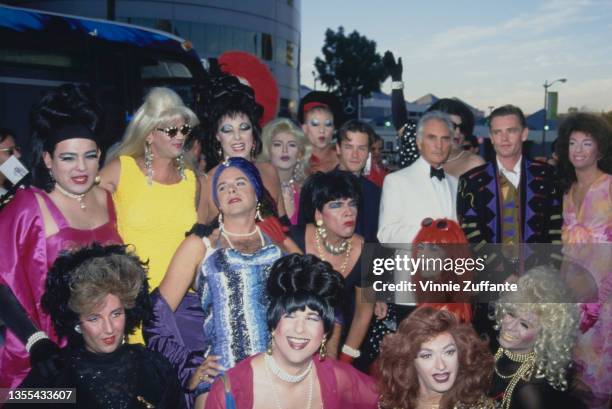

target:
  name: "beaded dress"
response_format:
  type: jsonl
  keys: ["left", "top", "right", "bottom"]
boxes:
{"left": 15, "top": 344, "right": 183, "bottom": 409}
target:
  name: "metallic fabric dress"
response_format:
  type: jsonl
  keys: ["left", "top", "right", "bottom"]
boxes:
{"left": 195, "top": 239, "right": 281, "bottom": 394}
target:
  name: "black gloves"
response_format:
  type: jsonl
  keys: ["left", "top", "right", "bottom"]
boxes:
{"left": 383, "top": 51, "right": 403, "bottom": 81}
{"left": 29, "top": 338, "right": 63, "bottom": 379}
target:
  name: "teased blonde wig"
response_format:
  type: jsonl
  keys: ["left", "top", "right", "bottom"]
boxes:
{"left": 494, "top": 266, "right": 579, "bottom": 391}
{"left": 258, "top": 118, "right": 311, "bottom": 181}
{"left": 106, "top": 87, "right": 199, "bottom": 163}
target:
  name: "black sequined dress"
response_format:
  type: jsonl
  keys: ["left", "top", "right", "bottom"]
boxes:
{"left": 18, "top": 344, "right": 185, "bottom": 409}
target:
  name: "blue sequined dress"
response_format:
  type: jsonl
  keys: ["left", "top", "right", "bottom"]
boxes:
{"left": 195, "top": 236, "right": 281, "bottom": 394}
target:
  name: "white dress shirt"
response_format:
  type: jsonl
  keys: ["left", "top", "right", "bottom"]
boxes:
{"left": 496, "top": 156, "right": 522, "bottom": 188}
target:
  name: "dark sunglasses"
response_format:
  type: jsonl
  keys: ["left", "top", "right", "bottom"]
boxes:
{"left": 421, "top": 217, "right": 449, "bottom": 230}
{"left": 156, "top": 124, "right": 192, "bottom": 138}
{"left": 451, "top": 122, "right": 461, "bottom": 131}
{"left": 0, "top": 146, "right": 20, "bottom": 155}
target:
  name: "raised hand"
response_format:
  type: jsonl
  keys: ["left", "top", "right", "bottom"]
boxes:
{"left": 383, "top": 51, "right": 403, "bottom": 81}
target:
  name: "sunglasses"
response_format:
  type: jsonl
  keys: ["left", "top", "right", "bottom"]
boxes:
{"left": 155, "top": 124, "right": 192, "bottom": 138}
{"left": 421, "top": 217, "right": 449, "bottom": 230}
{"left": 0, "top": 146, "right": 20, "bottom": 155}
{"left": 451, "top": 122, "right": 461, "bottom": 131}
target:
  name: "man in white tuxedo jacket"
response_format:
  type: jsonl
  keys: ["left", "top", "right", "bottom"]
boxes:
{"left": 378, "top": 111, "right": 458, "bottom": 244}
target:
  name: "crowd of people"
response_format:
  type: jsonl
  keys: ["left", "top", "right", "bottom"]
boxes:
{"left": 0, "top": 50, "right": 610, "bottom": 409}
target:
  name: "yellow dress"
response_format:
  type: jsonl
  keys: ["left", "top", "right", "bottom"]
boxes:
{"left": 114, "top": 156, "right": 197, "bottom": 343}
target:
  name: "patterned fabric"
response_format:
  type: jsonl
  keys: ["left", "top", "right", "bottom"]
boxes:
{"left": 457, "top": 159, "right": 563, "bottom": 264}
{"left": 562, "top": 173, "right": 612, "bottom": 407}
{"left": 397, "top": 121, "right": 420, "bottom": 169}
{"left": 195, "top": 240, "right": 281, "bottom": 393}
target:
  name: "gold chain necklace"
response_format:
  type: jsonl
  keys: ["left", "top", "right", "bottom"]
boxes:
{"left": 314, "top": 228, "right": 352, "bottom": 276}
{"left": 494, "top": 348, "right": 536, "bottom": 409}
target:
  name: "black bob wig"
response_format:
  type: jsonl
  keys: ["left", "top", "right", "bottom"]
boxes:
{"left": 266, "top": 254, "right": 344, "bottom": 335}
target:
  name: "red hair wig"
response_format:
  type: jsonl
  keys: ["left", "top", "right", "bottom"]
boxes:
{"left": 412, "top": 218, "right": 473, "bottom": 322}
{"left": 378, "top": 307, "right": 493, "bottom": 409}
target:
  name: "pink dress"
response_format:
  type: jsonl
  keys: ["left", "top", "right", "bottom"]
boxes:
{"left": 205, "top": 354, "right": 379, "bottom": 409}
{"left": 562, "top": 173, "right": 612, "bottom": 407}
{"left": 0, "top": 188, "right": 122, "bottom": 388}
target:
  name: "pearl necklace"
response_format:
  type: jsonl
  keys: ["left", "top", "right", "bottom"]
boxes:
{"left": 265, "top": 354, "right": 314, "bottom": 409}
{"left": 54, "top": 183, "right": 87, "bottom": 209}
{"left": 220, "top": 226, "right": 264, "bottom": 250}
{"left": 264, "top": 353, "right": 313, "bottom": 383}
{"left": 315, "top": 225, "right": 349, "bottom": 255}
{"left": 315, "top": 229, "right": 352, "bottom": 276}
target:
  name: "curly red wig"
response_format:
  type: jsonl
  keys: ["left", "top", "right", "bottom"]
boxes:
{"left": 378, "top": 307, "right": 493, "bottom": 409}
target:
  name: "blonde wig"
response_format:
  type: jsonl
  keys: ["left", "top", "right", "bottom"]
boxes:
{"left": 106, "top": 87, "right": 199, "bottom": 163}
{"left": 494, "top": 266, "right": 580, "bottom": 391}
{"left": 258, "top": 118, "right": 311, "bottom": 181}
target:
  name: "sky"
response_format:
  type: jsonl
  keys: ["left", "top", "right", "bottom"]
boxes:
{"left": 300, "top": 0, "right": 612, "bottom": 115}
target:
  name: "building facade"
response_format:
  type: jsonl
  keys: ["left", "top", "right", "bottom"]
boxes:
{"left": 8, "top": 0, "right": 301, "bottom": 116}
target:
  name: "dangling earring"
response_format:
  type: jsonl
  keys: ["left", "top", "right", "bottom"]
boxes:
{"left": 48, "top": 169, "right": 56, "bottom": 183}
{"left": 319, "top": 337, "right": 327, "bottom": 360}
{"left": 218, "top": 213, "right": 224, "bottom": 230}
{"left": 215, "top": 140, "right": 223, "bottom": 160}
{"left": 176, "top": 152, "right": 185, "bottom": 180}
{"left": 251, "top": 141, "right": 257, "bottom": 159}
{"left": 266, "top": 338, "right": 273, "bottom": 355}
{"left": 255, "top": 202, "right": 263, "bottom": 221}
{"left": 74, "top": 324, "right": 82, "bottom": 334}
{"left": 315, "top": 219, "right": 327, "bottom": 239}
{"left": 144, "top": 141, "right": 154, "bottom": 185}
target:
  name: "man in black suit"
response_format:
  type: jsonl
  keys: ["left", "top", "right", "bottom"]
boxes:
{"left": 335, "top": 120, "right": 382, "bottom": 243}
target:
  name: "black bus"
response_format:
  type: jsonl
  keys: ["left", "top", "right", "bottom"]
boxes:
{"left": 0, "top": 4, "right": 208, "bottom": 157}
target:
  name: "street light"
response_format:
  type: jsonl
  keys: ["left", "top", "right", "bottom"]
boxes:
{"left": 541, "top": 78, "right": 567, "bottom": 155}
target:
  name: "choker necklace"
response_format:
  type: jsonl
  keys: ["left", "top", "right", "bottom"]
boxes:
{"left": 264, "top": 353, "right": 313, "bottom": 383}
{"left": 220, "top": 226, "right": 264, "bottom": 250}
{"left": 494, "top": 347, "right": 536, "bottom": 409}
{"left": 314, "top": 227, "right": 352, "bottom": 276}
{"left": 54, "top": 183, "right": 87, "bottom": 209}
{"left": 221, "top": 226, "right": 258, "bottom": 237}
{"left": 315, "top": 224, "right": 349, "bottom": 255}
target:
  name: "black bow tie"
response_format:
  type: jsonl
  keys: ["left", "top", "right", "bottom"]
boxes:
{"left": 430, "top": 166, "right": 445, "bottom": 180}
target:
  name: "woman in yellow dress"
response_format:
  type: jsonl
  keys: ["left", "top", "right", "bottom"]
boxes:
{"left": 99, "top": 87, "right": 201, "bottom": 343}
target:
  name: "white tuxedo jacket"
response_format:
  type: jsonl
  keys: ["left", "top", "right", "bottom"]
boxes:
{"left": 377, "top": 157, "right": 458, "bottom": 244}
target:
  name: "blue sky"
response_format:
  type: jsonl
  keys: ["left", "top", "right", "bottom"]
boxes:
{"left": 300, "top": 0, "right": 612, "bottom": 114}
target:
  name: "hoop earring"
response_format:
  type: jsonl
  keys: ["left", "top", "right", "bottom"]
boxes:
{"left": 144, "top": 142, "right": 154, "bottom": 185}
{"left": 74, "top": 324, "right": 82, "bottom": 334}
{"left": 319, "top": 337, "right": 327, "bottom": 360}
{"left": 255, "top": 201, "right": 263, "bottom": 221}
{"left": 176, "top": 152, "right": 185, "bottom": 180}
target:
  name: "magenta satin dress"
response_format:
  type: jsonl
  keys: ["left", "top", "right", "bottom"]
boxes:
{"left": 0, "top": 188, "right": 122, "bottom": 388}
{"left": 205, "top": 353, "right": 379, "bottom": 409}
